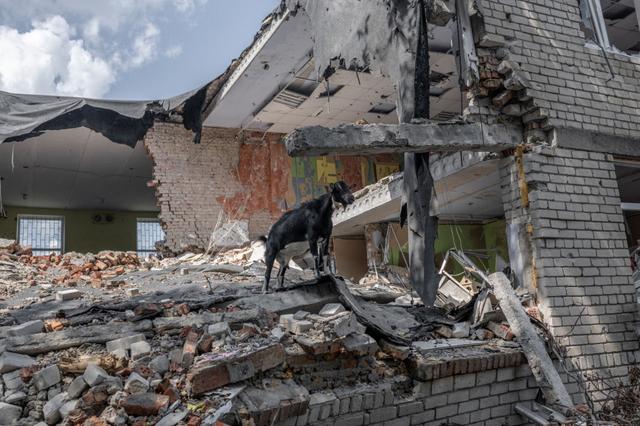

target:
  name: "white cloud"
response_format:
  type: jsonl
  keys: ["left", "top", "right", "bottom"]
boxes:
{"left": 128, "top": 22, "right": 161, "bottom": 68}
{"left": 0, "top": 16, "right": 115, "bottom": 98}
{"left": 164, "top": 45, "right": 183, "bottom": 58}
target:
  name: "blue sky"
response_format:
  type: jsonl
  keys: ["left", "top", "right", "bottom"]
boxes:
{"left": 0, "top": 0, "right": 279, "bottom": 100}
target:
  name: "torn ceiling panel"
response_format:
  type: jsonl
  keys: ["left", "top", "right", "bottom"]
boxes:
{"left": 0, "top": 88, "right": 199, "bottom": 147}
{"left": 285, "top": 0, "right": 422, "bottom": 121}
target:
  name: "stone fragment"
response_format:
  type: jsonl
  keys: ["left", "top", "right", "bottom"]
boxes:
{"left": 333, "top": 313, "right": 366, "bottom": 337}
{"left": 319, "top": 303, "right": 346, "bottom": 317}
{"left": 7, "top": 320, "right": 44, "bottom": 336}
{"left": 342, "top": 334, "right": 378, "bottom": 356}
{"left": 293, "top": 311, "right": 310, "bottom": 320}
{"left": 67, "top": 376, "right": 89, "bottom": 399}
{"left": 3, "top": 369, "right": 24, "bottom": 391}
{"left": 239, "top": 379, "right": 309, "bottom": 424}
{"left": 59, "top": 399, "right": 79, "bottom": 418}
{"left": 149, "top": 355, "right": 170, "bottom": 375}
{"left": 451, "top": 322, "right": 470, "bottom": 338}
{"left": 43, "top": 392, "right": 68, "bottom": 424}
{"left": 5, "top": 391, "right": 26, "bottom": 404}
{"left": 0, "top": 402, "right": 22, "bottom": 424}
{"left": 120, "top": 393, "right": 169, "bottom": 416}
{"left": 125, "top": 288, "right": 140, "bottom": 297}
{"left": 34, "top": 365, "right": 62, "bottom": 391}
{"left": 130, "top": 341, "right": 151, "bottom": 360}
{"left": 207, "top": 322, "right": 230, "bottom": 338}
{"left": 124, "top": 372, "right": 149, "bottom": 394}
{"left": 0, "top": 352, "right": 36, "bottom": 373}
{"left": 55, "top": 289, "right": 82, "bottom": 301}
{"left": 279, "top": 314, "right": 313, "bottom": 334}
{"left": 181, "top": 330, "right": 199, "bottom": 369}
{"left": 106, "top": 334, "right": 146, "bottom": 357}
{"left": 486, "top": 321, "right": 514, "bottom": 340}
{"left": 83, "top": 364, "right": 110, "bottom": 387}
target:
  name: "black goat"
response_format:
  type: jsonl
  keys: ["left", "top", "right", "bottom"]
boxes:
{"left": 261, "top": 181, "right": 355, "bottom": 293}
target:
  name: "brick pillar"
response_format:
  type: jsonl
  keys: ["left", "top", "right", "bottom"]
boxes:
{"left": 500, "top": 145, "right": 639, "bottom": 404}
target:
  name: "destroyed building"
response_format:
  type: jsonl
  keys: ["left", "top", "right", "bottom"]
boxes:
{"left": 0, "top": 0, "right": 639, "bottom": 425}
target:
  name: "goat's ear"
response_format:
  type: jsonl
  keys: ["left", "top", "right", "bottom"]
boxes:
{"left": 325, "top": 185, "right": 331, "bottom": 193}
{"left": 329, "top": 182, "right": 335, "bottom": 190}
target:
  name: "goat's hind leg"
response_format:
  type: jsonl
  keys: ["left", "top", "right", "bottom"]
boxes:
{"left": 276, "top": 258, "right": 288, "bottom": 291}
{"left": 263, "top": 245, "right": 277, "bottom": 294}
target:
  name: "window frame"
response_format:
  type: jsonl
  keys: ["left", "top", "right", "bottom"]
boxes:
{"left": 136, "top": 218, "right": 164, "bottom": 257}
{"left": 16, "top": 214, "right": 65, "bottom": 255}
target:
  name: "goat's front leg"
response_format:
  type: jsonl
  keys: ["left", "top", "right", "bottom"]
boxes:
{"left": 308, "top": 238, "right": 321, "bottom": 278}
{"left": 320, "top": 236, "right": 331, "bottom": 273}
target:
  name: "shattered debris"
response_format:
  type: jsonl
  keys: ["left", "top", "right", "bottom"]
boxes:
{"left": 0, "top": 235, "right": 602, "bottom": 425}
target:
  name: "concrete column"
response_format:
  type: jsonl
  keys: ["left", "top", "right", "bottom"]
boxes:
{"left": 500, "top": 145, "right": 639, "bottom": 405}
{"left": 364, "top": 223, "right": 386, "bottom": 273}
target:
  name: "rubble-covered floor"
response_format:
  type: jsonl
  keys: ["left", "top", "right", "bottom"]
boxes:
{"left": 0, "top": 239, "right": 601, "bottom": 425}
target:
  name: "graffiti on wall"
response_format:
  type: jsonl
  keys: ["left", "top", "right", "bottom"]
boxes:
{"left": 287, "top": 154, "right": 402, "bottom": 208}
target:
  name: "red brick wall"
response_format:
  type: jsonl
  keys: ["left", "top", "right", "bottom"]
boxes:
{"left": 144, "top": 122, "right": 401, "bottom": 253}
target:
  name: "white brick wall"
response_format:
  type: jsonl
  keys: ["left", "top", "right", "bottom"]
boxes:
{"left": 500, "top": 146, "right": 640, "bottom": 403}
{"left": 479, "top": 0, "right": 640, "bottom": 139}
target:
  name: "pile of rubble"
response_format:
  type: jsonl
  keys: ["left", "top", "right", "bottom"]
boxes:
{"left": 0, "top": 238, "right": 591, "bottom": 425}
{"left": 1, "top": 239, "right": 141, "bottom": 287}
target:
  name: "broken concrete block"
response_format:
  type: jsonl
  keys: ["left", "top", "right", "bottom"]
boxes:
{"left": 486, "top": 321, "right": 514, "bottom": 341}
{"left": 187, "top": 343, "right": 285, "bottom": 395}
{"left": 279, "top": 314, "right": 313, "bottom": 334}
{"left": 124, "top": 372, "right": 149, "bottom": 394}
{"left": 55, "top": 289, "right": 82, "bottom": 301}
{"left": 342, "top": 334, "right": 378, "bottom": 356}
{"left": 59, "top": 399, "right": 79, "bottom": 419}
{"left": 5, "top": 391, "right": 26, "bottom": 404}
{"left": 0, "top": 402, "right": 22, "bottom": 424}
{"left": 240, "top": 379, "right": 310, "bottom": 424}
{"left": 121, "top": 393, "right": 170, "bottom": 416}
{"left": 207, "top": 322, "right": 230, "bottom": 338}
{"left": 149, "top": 355, "right": 170, "bottom": 375}
{"left": 293, "top": 311, "right": 310, "bottom": 320}
{"left": 130, "top": 341, "right": 151, "bottom": 360}
{"left": 66, "top": 375, "right": 88, "bottom": 399}
{"left": 83, "top": 363, "right": 110, "bottom": 386}
{"left": 435, "top": 325, "right": 453, "bottom": 338}
{"left": 34, "top": 365, "right": 61, "bottom": 391}
{"left": 333, "top": 313, "right": 366, "bottom": 337}
{"left": 319, "top": 303, "right": 345, "bottom": 317}
{"left": 43, "top": 391, "right": 68, "bottom": 425}
{"left": 451, "top": 322, "right": 470, "bottom": 338}
{"left": 105, "top": 334, "right": 146, "bottom": 356}
{"left": 7, "top": 320, "right": 44, "bottom": 336}
{"left": 0, "top": 351, "right": 36, "bottom": 373}
{"left": 3, "top": 369, "right": 24, "bottom": 391}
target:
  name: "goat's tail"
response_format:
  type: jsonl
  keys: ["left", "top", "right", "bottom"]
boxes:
{"left": 255, "top": 235, "right": 267, "bottom": 243}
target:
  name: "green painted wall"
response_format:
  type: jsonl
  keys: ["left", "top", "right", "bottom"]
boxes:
{"left": 0, "top": 206, "right": 158, "bottom": 253}
{"left": 389, "top": 219, "right": 508, "bottom": 274}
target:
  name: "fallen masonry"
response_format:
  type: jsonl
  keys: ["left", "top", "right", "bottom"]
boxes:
{"left": 0, "top": 239, "right": 616, "bottom": 424}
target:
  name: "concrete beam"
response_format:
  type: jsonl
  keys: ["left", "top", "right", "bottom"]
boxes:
{"left": 284, "top": 122, "right": 523, "bottom": 157}
{"left": 552, "top": 127, "right": 640, "bottom": 158}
